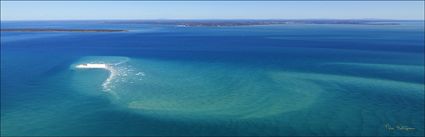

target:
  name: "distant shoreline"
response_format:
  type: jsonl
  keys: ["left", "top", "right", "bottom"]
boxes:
{"left": 0, "top": 19, "right": 410, "bottom": 28}
{"left": 104, "top": 19, "right": 401, "bottom": 27}
{"left": 0, "top": 28, "right": 128, "bottom": 32}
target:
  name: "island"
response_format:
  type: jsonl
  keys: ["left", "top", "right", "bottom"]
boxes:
{"left": 0, "top": 28, "right": 128, "bottom": 32}
{"left": 105, "top": 19, "right": 400, "bottom": 27}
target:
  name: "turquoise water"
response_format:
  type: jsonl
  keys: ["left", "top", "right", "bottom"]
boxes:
{"left": 1, "top": 21, "right": 424, "bottom": 136}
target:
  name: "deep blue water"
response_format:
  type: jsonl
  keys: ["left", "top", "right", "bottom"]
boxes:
{"left": 1, "top": 21, "right": 424, "bottom": 136}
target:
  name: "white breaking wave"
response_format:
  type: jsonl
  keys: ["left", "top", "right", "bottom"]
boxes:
{"left": 72, "top": 56, "right": 145, "bottom": 99}
{"left": 75, "top": 63, "right": 117, "bottom": 92}
{"left": 75, "top": 63, "right": 107, "bottom": 69}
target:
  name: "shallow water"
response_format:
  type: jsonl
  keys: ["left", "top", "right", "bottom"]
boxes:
{"left": 1, "top": 21, "right": 424, "bottom": 136}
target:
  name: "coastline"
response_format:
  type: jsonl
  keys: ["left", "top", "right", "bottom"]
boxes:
{"left": 0, "top": 28, "right": 128, "bottom": 32}
{"left": 104, "top": 19, "right": 402, "bottom": 27}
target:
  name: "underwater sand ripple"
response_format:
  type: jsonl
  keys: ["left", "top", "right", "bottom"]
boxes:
{"left": 71, "top": 56, "right": 423, "bottom": 121}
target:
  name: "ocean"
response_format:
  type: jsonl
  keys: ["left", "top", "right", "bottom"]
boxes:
{"left": 1, "top": 21, "right": 424, "bottom": 136}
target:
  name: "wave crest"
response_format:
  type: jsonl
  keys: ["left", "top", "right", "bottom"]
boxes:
{"left": 71, "top": 56, "right": 145, "bottom": 98}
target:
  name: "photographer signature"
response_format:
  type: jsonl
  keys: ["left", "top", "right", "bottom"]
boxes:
{"left": 384, "top": 123, "right": 415, "bottom": 132}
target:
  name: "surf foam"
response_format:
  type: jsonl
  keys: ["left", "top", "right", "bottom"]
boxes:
{"left": 71, "top": 56, "right": 145, "bottom": 99}
{"left": 74, "top": 63, "right": 117, "bottom": 92}
{"left": 75, "top": 63, "right": 107, "bottom": 69}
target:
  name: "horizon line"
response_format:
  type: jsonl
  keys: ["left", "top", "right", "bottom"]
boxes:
{"left": 2, "top": 18, "right": 425, "bottom": 22}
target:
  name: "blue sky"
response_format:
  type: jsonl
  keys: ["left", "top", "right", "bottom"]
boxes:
{"left": 1, "top": 1, "right": 424, "bottom": 20}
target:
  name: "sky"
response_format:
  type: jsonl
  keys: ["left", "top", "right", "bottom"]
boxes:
{"left": 1, "top": 1, "right": 424, "bottom": 20}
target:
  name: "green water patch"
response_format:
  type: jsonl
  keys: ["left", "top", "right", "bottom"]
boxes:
{"left": 70, "top": 56, "right": 322, "bottom": 119}
{"left": 69, "top": 56, "right": 423, "bottom": 123}
{"left": 269, "top": 71, "right": 424, "bottom": 136}
{"left": 271, "top": 71, "right": 424, "bottom": 98}
{"left": 319, "top": 62, "right": 424, "bottom": 84}
{"left": 117, "top": 58, "right": 322, "bottom": 119}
